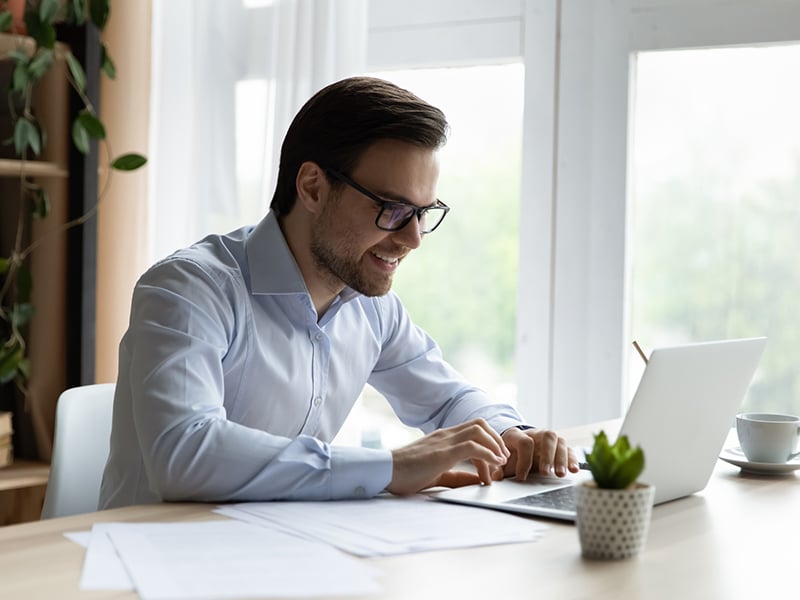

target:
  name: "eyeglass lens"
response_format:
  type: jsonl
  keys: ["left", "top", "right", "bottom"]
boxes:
{"left": 379, "top": 204, "right": 446, "bottom": 233}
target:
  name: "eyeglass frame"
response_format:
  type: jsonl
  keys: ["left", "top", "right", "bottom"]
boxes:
{"left": 324, "top": 167, "right": 450, "bottom": 234}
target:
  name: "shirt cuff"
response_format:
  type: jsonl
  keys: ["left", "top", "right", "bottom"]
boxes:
{"left": 502, "top": 424, "right": 536, "bottom": 434}
{"left": 329, "top": 445, "right": 393, "bottom": 499}
{"left": 487, "top": 414, "right": 532, "bottom": 435}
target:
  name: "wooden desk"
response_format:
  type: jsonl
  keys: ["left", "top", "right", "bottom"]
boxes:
{"left": 0, "top": 423, "right": 798, "bottom": 599}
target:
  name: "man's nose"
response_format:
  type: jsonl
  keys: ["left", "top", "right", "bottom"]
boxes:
{"left": 392, "top": 215, "right": 423, "bottom": 249}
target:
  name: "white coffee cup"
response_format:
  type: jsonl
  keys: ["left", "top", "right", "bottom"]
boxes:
{"left": 736, "top": 413, "right": 800, "bottom": 463}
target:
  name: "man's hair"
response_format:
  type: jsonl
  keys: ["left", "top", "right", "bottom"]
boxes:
{"left": 270, "top": 76, "right": 449, "bottom": 216}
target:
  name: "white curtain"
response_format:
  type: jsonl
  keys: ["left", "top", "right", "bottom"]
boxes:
{"left": 148, "top": 0, "right": 367, "bottom": 263}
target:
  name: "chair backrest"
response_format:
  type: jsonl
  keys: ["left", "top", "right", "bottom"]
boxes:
{"left": 41, "top": 383, "right": 115, "bottom": 519}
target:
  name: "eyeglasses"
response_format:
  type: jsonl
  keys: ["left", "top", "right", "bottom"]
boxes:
{"left": 325, "top": 168, "right": 450, "bottom": 234}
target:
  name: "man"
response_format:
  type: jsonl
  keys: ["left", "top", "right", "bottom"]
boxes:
{"left": 99, "top": 77, "right": 579, "bottom": 510}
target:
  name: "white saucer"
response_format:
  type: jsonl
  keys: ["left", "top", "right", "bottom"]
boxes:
{"left": 719, "top": 447, "right": 800, "bottom": 475}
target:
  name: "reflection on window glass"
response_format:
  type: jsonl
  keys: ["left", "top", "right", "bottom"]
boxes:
{"left": 630, "top": 45, "right": 800, "bottom": 414}
{"left": 335, "top": 64, "right": 525, "bottom": 448}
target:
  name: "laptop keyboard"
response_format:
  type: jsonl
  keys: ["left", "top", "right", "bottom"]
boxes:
{"left": 506, "top": 486, "right": 576, "bottom": 512}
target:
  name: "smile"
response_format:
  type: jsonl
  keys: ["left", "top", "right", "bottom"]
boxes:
{"left": 372, "top": 252, "right": 400, "bottom": 266}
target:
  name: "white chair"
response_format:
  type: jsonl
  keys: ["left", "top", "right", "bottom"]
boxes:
{"left": 41, "top": 383, "right": 115, "bottom": 519}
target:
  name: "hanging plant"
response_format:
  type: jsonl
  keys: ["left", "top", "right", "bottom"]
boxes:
{"left": 0, "top": 0, "right": 146, "bottom": 393}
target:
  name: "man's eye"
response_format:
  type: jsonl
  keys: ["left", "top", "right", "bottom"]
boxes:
{"left": 388, "top": 203, "right": 413, "bottom": 217}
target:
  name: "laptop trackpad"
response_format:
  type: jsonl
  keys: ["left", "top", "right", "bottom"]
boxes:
{"left": 432, "top": 470, "right": 591, "bottom": 505}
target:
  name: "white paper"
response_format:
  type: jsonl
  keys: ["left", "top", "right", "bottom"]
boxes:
{"left": 64, "top": 530, "right": 90, "bottom": 548}
{"left": 217, "top": 494, "right": 548, "bottom": 557}
{"left": 79, "top": 524, "right": 135, "bottom": 590}
{"left": 79, "top": 521, "right": 381, "bottom": 598}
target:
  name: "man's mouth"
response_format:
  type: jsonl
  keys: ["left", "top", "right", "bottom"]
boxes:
{"left": 371, "top": 252, "right": 400, "bottom": 266}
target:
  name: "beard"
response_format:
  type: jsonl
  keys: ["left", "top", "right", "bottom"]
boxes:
{"left": 310, "top": 204, "right": 395, "bottom": 298}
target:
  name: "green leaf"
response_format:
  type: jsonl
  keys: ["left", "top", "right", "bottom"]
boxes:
{"left": 101, "top": 44, "right": 116, "bottom": 80}
{"left": 89, "top": 0, "right": 110, "bottom": 30}
{"left": 16, "top": 358, "right": 30, "bottom": 380}
{"left": 14, "top": 118, "right": 41, "bottom": 155}
{"left": 0, "top": 11, "right": 13, "bottom": 32}
{"left": 71, "top": 117, "right": 90, "bottom": 154}
{"left": 12, "top": 61, "right": 29, "bottom": 94}
{"left": 77, "top": 110, "right": 106, "bottom": 140}
{"left": 24, "top": 11, "right": 56, "bottom": 49}
{"left": 33, "top": 188, "right": 50, "bottom": 219}
{"left": 66, "top": 52, "right": 87, "bottom": 94}
{"left": 8, "top": 49, "right": 31, "bottom": 65}
{"left": 64, "top": 0, "right": 85, "bottom": 24}
{"left": 75, "top": 0, "right": 87, "bottom": 24}
{"left": 614, "top": 447, "right": 645, "bottom": 489}
{"left": 0, "top": 257, "right": 8, "bottom": 275}
{"left": 39, "top": 0, "right": 61, "bottom": 24}
{"left": 28, "top": 121, "right": 41, "bottom": 155}
{"left": 585, "top": 431, "right": 646, "bottom": 489}
{"left": 28, "top": 49, "right": 54, "bottom": 81}
{"left": 14, "top": 303, "right": 34, "bottom": 327}
{"left": 0, "top": 347, "right": 22, "bottom": 385}
{"left": 111, "top": 153, "right": 147, "bottom": 171}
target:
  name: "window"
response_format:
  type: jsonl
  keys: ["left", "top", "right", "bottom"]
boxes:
{"left": 630, "top": 44, "right": 800, "bottom": 414}
{"left": 333, "top": 0, "right": 527, "bottom": 446}
{"left": 532, "top": 0, "right": 800, "bottom": 428}
{"left": 334, "top": 64, "right": 525, "bottom": 448}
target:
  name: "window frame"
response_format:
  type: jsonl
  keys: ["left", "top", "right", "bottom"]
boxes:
{"left": 537, "top": 0, "right": 800, "bottom": 428}
{"left": 371, "top": 0, "right": 800, "bottom": 429}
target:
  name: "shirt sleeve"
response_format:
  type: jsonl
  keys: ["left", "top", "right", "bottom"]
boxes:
{"left": 367, "top": 292, "right": 529, "bottom": 435}
{"left": 115, "top": 257, "right": 392, "bottom": 504}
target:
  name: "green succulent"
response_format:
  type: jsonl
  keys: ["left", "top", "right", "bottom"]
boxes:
{"left": 585, "top": 431, "right": 645, "bottom": 489}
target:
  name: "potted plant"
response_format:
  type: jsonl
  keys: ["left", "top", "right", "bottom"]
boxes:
{"left": 0, "top": 0, "right": 145, "bottom": 460}
{"left": 575, "top": 430, "right": 655, "bottom": 559}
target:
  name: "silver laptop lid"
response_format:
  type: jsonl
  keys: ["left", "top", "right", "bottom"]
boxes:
{"left": 431, "top": 337, "right": 766, "bottom": 520}
{"left": 621, "top": 337, "right": 767, "bottom": 504}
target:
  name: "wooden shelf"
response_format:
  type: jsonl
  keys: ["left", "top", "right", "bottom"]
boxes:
{"left": 0, "top": 32, "right": 68, "bottom": 56}
{"left": 0, "top": 158, "right": 68, "bottom": 178}
{"left": 0, "top": 459, "right": 50, "bottom": 492}
{"left": 0, "top": 33, "right": 70, "bottom": 180}
{"left": 0, "top": 32, "right": 34, "bottom": 55}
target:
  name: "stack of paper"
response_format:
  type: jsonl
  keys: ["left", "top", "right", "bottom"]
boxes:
{"left": 73, "top": 496, "right": 548, "bottom": 597}
{"left": 216, "top": 494, "right": 548, "bottom": 556}
{"left": 78, "top": 520, "right": 381, "bottom": 599}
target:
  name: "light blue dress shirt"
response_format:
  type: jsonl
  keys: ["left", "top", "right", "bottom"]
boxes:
{"left": 99, "top": 212, "right": 526, "bottom": 509}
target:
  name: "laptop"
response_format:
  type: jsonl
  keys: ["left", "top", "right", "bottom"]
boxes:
{"left": 432, "top": 337, "right": 767, "bottom": 521}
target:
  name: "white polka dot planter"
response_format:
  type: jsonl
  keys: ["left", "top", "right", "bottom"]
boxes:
{"left": 575, "top": 481, "right": 655, "bottom": 560}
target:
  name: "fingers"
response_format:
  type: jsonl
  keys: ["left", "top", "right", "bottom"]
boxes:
{"left": 532, "top": 429, "right": 558, "bottom": 475}
{"left": 387, "top": 419, "right": 509, "bottom": 495}
{"left": 503, "top": 428, "right": 581, "bottom": 480}
{"left": 449, "top": 419, "right": 510, "bottom": 468}
{"left": 528, "top": 429, "right": 579, "bottom": 477}
{"left": 436, "top": 470, "right": 482, "bottom": 488}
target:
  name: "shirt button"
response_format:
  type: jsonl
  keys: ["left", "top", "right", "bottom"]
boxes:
{"left": 313, "top": 397, "right": 322, "bottom": 406}
{"left": 354, "top": 486, "right": 366, "bottom": 497}
{"left": 315, "top": 333, "right": 324, "bottom": 341}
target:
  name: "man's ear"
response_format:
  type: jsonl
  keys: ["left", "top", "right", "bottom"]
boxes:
{"left": 295, "top": 162, "right": 327, "bottom": 215}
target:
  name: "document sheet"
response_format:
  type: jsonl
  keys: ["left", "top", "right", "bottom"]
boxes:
{"left": 78, "top": 520, "right": 381, "bottom": 598}
{"left": 73, "top": 496, "right": 547, "bottom": 597}
{"left": 216, "top": 494, "right": 548, "bottom": 556}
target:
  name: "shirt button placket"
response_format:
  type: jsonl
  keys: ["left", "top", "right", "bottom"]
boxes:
{"left": 306, "top": 327, "right": 327, "bottom": 433}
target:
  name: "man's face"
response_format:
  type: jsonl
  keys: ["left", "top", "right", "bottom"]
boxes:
{"left": 310, "top": 139, "right": 440, "bottom": 297}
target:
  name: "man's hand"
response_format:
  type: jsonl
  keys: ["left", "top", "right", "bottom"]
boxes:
{"left": 386, "top": 418, "right": 509, "bottom": 495}
{"left": 500, "top": 427, "right": 580, "bottom": 481}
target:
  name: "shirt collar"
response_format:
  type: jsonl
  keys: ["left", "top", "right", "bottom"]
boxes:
{"left": 245, "top": 211, "right": 360, "bottom": 304}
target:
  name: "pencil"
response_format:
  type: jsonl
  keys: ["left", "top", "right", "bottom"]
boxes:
{"left": 632, "top": 340, "right": 649, "bottom": 364}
